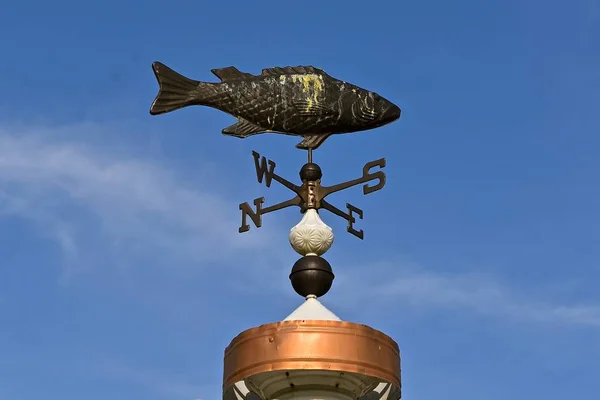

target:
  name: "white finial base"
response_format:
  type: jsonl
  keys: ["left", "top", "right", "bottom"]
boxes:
{"left": 289, "top": 209, "right": 334, "bottom": 256}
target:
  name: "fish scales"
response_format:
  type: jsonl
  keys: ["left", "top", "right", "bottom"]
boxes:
{"left": 212, "top": 74, "right": 334, "bottom": 133}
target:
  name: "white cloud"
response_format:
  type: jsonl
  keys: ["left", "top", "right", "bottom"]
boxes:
{"left": 1, "top": 123, "right": 597, "bottom": 329}
{"left": 333, "top": 262, "right": 600, "bottom": 327}
{"left": 0, "top": 123, "right": 275, "bottom": 279}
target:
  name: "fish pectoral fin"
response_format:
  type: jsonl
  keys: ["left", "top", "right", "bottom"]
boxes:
{"left": 292, "top": 100, "right": 336, "bottom": 117}
{"left": 222, "top": 119, "right": 266, "bottom": 138}
{"left": 211, "top": 66, "right": 252, "bottom": 81}
{"left": 296, "top": 134, "right": 332, "bottom": 150}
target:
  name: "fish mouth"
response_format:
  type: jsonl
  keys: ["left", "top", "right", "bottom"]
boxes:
{"left": 381, "top": 103, "right": 401, "bottom": 124}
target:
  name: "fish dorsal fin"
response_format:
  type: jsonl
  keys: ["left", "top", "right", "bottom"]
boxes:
{"left": 222, "top": 118, "right": 266, "bottom": 138}
{"left": 261, "top": 66, "right": 324, "bottom": 76}
{"left": 211, "top": 66, "right": 252, "bottom": 81}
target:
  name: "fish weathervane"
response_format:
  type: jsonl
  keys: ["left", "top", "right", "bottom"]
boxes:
{"left": 149, "top": 62, "right": 400, "bottom": 150}
{"left": 149, "top": 61, "right": 401, "bottom": 238}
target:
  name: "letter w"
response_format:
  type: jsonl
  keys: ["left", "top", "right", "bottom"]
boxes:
{"left": 252, "top": 150, "right": 276, "bottom": 187}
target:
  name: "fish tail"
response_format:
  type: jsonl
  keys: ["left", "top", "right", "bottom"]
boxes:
{"left": 149, "top": 62, "right": 206, "bottom": 115}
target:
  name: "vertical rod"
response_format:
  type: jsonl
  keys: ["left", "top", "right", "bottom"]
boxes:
{"left": 308, "top": 148, "right": 313, "bottom": 164}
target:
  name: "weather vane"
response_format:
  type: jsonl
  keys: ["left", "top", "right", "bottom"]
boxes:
{"left": 149, "top": 62, "right": 404, "bottom": 400}
{"left": 149, "top": 61, "right": 400, "bottom": 239}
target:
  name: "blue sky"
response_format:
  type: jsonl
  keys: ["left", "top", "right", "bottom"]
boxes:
{"left": 0, "top": 0, "right": 599, "bottom": 399}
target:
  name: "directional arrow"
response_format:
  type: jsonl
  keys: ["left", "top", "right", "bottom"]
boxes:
{"left": 238, "top": 150, "right": 386, "bottom": 239}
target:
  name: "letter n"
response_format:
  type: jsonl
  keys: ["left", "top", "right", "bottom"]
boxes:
{"left": 239, "top": 197, "right": 265, "bottom": 233}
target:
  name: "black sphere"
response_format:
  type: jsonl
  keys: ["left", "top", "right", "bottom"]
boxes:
{"left": 299, "top": 163, "right": 323, "bottom": 181}
{"left": 289, "top": 255, "right": 334, "bottom": 298}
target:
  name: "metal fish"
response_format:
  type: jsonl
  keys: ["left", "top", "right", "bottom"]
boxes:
{"left": 149, "top": 62, "right": 401, "bottom": 150}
